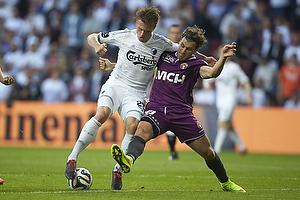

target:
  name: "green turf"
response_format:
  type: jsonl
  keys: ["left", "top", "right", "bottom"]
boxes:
{"left": 0, "top": 147, "right": 299, "bottom": 200}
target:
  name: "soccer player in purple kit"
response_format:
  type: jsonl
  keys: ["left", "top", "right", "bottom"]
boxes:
{"left": 110, "top": 25, "right": 246, "bottom": 192}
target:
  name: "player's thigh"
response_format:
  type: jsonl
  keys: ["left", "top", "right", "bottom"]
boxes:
{"left": 97, "top": 83, "right": 124, "bottom": 116}
{"left": 120, "top": 91, "right": 145, "bottom": 133}
{"left": 171, "top": 114, "right": 205, "bottom": 143}
{"left": 217, "top": 105, "right": 234, "bottom": 122}
{"left": 119, "top": 91, "right": 145, "bottom": 122}
{"left": 140, "top": 108, "right": 169, "bottom": 139}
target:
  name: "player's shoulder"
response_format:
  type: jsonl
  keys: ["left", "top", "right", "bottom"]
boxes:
{"left": 162, "top": 51, "right": 175, "bottom": 56}
{"left": 100, "top": 28, "right": 134, "bottom": 38}
{"left": 190, "top": 58, "right": 207, "bottom": 71}
{"left": 152, "top": 32, "right": 173, "bottom": 45}
{"left": 185, "top": 54, "right": 207, "bottom": 67}
{"left": 160, "top": 51, "right": 176, "bottom": 61}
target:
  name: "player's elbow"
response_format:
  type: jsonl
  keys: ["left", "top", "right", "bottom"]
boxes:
{"left": 211, "top": 71, "right": 221, "bottom": 78}
{"left": 87, "top": 33, "right": 98, "bottom": 43}
{"left": 201, "top": 67, "right": 221, "bottom": 79}
{"left": 205, "top": 70, "right": 220, "bottom": 79}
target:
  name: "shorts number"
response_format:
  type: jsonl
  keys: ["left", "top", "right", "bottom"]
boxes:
{"left": 137, "top": 100, "right": 145, "bottom": 112}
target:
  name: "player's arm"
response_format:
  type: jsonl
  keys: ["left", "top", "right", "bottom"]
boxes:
{"left": 243, "top": 81, "right": 253, "bottom": 105}
{"left": 99, "top": 57, "right": 116, "bottom": 71}
{"left": 200, "top": 42, "right": 236, "bottom": 79}
{"left": 87, "top": 33, "right": 108, "bottom": 56}
{"left": 0, "top": 68, "right": 15, "bottom": 85}
{"left": 195, "top": 52, "right": 217, "bottom": 67}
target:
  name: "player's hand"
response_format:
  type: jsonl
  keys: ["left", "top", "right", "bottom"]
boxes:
{"left": 1, "top": 76, "right": 15, "bottom": 85}
{"left": 222, "top": 42, "right": 236, "bottom": 58}
{"left": 95, "top": 43, "right": 107, "bottom": 56}
{"left": 99, "top": 57, "right": 115, "bottom": 71}
{"left": 205, "top": 56, "right": 217, "bottom": 67}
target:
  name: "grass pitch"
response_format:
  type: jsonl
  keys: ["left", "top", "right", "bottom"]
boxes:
{"left": 0, "top": 147, "right": 299, "bottom": 200}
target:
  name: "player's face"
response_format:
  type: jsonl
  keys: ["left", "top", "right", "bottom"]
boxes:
{"left": 136, "top": 20, "right": 155, "bottom": 43}
{"left": 177, "top": 38, "right": 197, "bottom": 61}
{"left": 168, "top": 27, "right": 182, "bottom": 43}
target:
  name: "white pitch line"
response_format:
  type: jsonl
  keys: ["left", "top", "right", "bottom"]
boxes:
{"left": 1, "top": 188, "right": 300, "bottom": 195}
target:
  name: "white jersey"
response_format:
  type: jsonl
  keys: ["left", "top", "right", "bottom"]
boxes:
{"left": 215, "top": 60, "right": 249, "bottom": 108}
{"left": 98, "top": 29, "right": 178, "bottom": 92}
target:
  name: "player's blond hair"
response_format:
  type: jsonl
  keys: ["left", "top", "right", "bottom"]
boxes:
{"left": 135, "top": 6, "right": 160, "bottom": 28}
{"left": 182, "top": 25, "right": 207, "bottom": 49}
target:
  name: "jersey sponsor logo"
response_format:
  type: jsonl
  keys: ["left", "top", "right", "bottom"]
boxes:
{"left": 162, "top": 53, "right": 176, "bottom": 63}
{"left": 156, "top": 70, "right": 186, "bottom": 84}
{"left": 101, "top": 32, "right": 109, "bottom": 38}
{"left": 180, "top": 63, "right": 188, "bottom": 69}
{"left": 126, "top": 50, "right": 157, "bottom": 71}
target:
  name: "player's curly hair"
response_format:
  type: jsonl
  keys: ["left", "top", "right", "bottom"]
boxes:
{"left": 135, "top": 5, "right": 160, "bottom": 28}
{"left": 182, "top": 25, "right": 207, "bottom": 49}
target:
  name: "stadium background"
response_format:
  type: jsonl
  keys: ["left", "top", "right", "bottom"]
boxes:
{"left": 0, "top": 0, "right": 300, "bottom": 154}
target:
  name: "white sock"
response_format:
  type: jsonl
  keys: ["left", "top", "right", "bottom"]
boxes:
{"left": 229, "top": 131, "right": 246, "bottom": 151}
{"left": 121, "top": 132, "right": 134, "bottom": 153}
{"left": 214, "top": 129, "right": 228, "bottom": 154}
{"left": 68, "top": 117, "right": 101, "bottom": 161}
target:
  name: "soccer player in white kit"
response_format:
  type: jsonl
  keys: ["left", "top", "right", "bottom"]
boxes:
{"left": 65, "top": 6, "right": 215, "bottom": 190}
{"left": 212, "top": 55, "right": 252, "bottom": 155}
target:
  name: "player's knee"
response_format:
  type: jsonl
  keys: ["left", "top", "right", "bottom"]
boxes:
{"left": 218, "top": 121, "right": 228, "bottom": 129}
{"left": 125, "top": 117, "right": 139, "bottom": 134}
{"left": 134, "top": 121, "right": 155, "bottom": 142}
{"left": 94, "top": 107, "right": 111, "bottom": 123}
{"left": 203, "top": 148, "right": 215, "bottom": 160}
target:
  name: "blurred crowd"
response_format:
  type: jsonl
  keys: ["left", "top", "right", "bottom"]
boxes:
{"left": 0, "top": 0, "right": 299, "bottom": 108}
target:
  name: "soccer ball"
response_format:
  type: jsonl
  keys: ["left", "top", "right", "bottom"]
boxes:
{"left": 67, "top": 168, "right": 93, "bottom": 190}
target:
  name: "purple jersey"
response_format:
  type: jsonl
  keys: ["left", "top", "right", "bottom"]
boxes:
{"left": 142, "top": 51, "right": 208, "bottom": 143}
{"left": 149, "top": 51, "right": 207, "bottom": 109}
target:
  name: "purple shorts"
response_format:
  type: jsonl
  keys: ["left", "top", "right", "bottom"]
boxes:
{"left": 141, "top": 103, "right": 205, "bottom": 143}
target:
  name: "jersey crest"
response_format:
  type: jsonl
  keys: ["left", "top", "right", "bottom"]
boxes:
{"left": 180, "top": 63, "right": 188, "bottom": 69}
{"left": 151, "top": 48, "right": 157, "bottom": 55}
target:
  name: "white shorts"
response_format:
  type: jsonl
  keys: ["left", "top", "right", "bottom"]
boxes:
{"left": 97, "top": 78, "right": 146, "bottom": 122}
{"left": 217, "top": 104, "right": 235, "bottom": 122}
